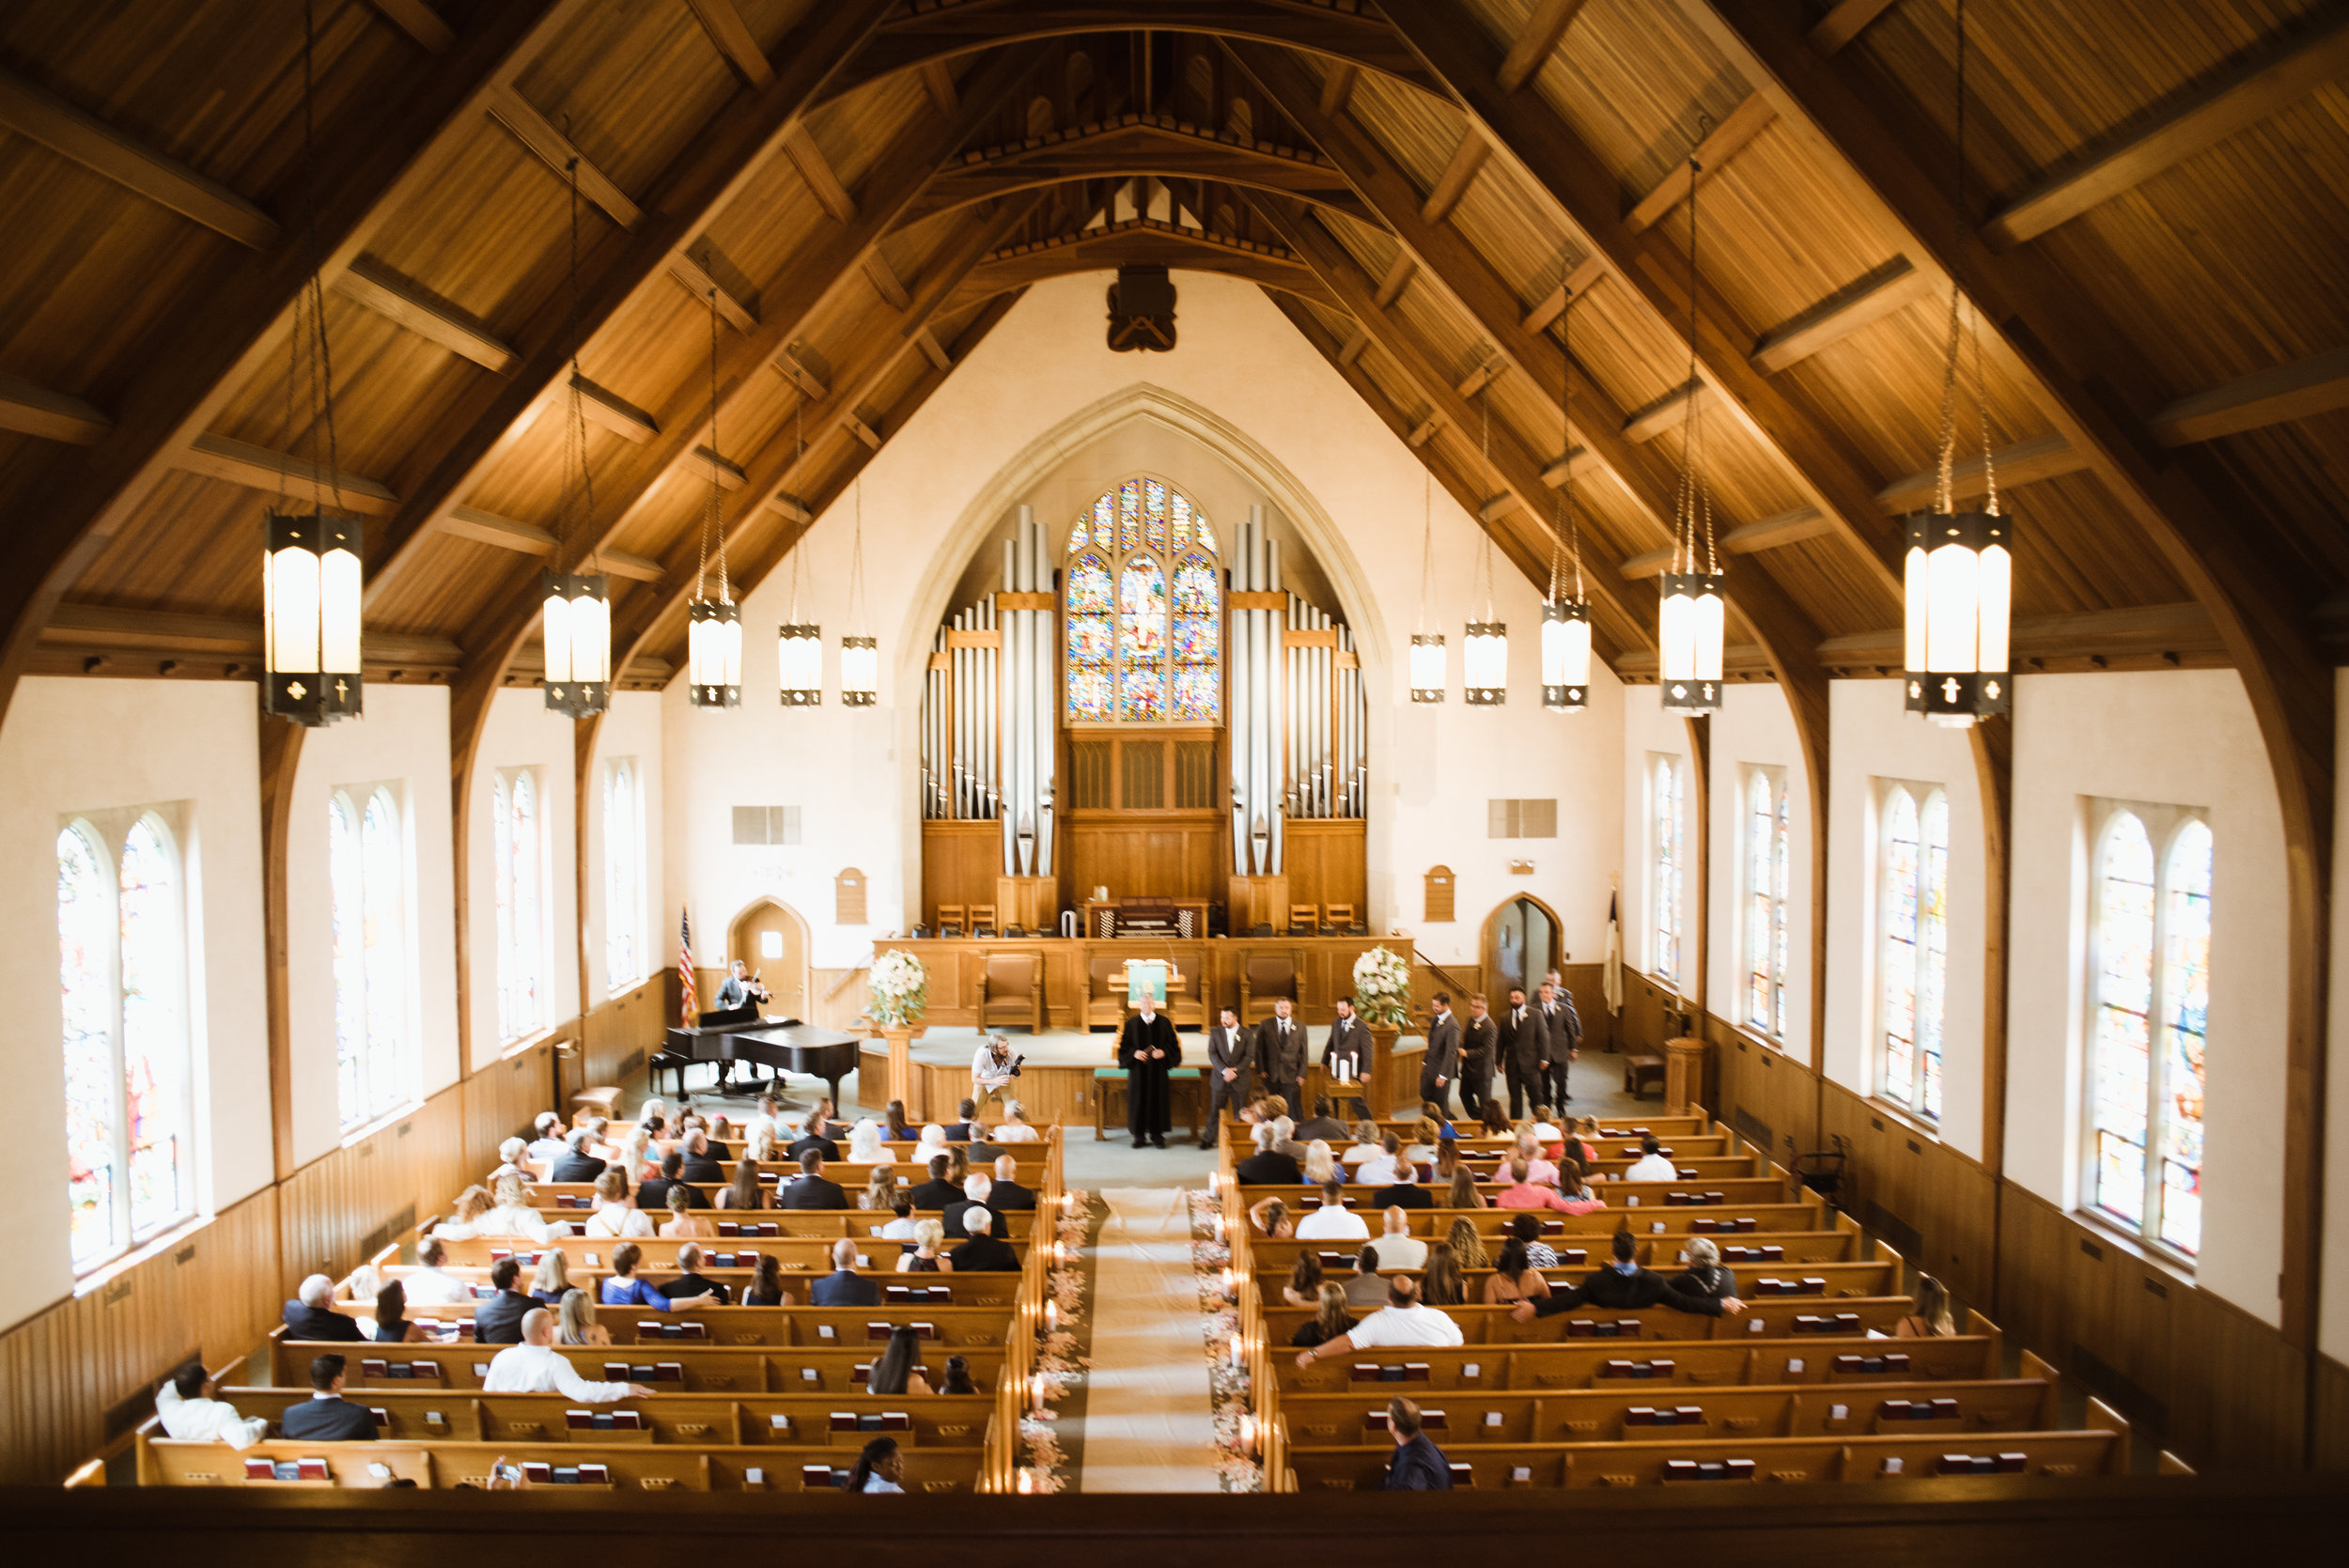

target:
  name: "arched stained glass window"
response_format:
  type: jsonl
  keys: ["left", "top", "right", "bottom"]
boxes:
{"left": 1065, "top": 477, "right": 1219, "bottom": 724}
{"left": 59, "top": 824, "right": 117, "bottom": 1269}
{"left": 2158, "top": 822, "right": 2210, "bottom": 1256}
{"left": 1917, "top": 791, "right": 1949, "bottom": 1121}
{"left": 604, "top": 759, "right": 643, "bottom": 993}
{"left": 1878, "top": 784, "right": 1949, "bottom": 1120}
{"left": 333, "top": 788, "right": 412, "bottom": 1129}
{"left": 1652, "top": 756, "right": 1683, "bottom": 984}
{"left": 331, "top": 794, "right": 365, "bottom": 1124}
{"left": 1745, "top": 770, "right": 1788, "bottom": 1040}
{"left": 499, "top": 768, "right": 544, "bottom": 1041}
{"left": 2092, "top": 812, "right": 2157, "bottom": 1230}
{"left": 1881, "top": 788, "right": 1921, "bottom": 1107}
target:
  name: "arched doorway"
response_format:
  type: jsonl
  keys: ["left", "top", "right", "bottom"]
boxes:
{"left": 1486, "top": 895, "right": 1563, "bottom": 999}
{"left": 725, "top": 898, "right": 810, "bottom": 1020}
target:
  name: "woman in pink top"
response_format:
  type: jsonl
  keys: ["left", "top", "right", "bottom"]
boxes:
{"left": 1494, "top": 1156, "right": 1606, "bottom": 1214}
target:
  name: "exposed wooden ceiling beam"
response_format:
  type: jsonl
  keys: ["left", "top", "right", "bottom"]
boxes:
{"left": 785, "top": 123, "right": 857, "bottom": 221}
{"left": 2151, "top": 345, "right": 2349, "bottom": 445}
{"left": 863, "top": 251, "right": 913, "bottom": 311}
{"left": 1874, "top": 433, "right": 2088, "bottom": 511}
{"left": 1498, "top": 0, "right": 1593, "bottom": 93}
{"left": 842, "top": 413, "right": 882, "bottom": 450}
{"left": 366, "top": 0, "right": 454, "bottom": 53}
{"left": 0, "top": 374, "right": 109, "bottom": 444}
{"left": 568, "top": 375, "right": 658, "bottom": 442}
{"left": 1624, "top": 91, "right": 1775, "bottom": 234}
{"left": 173, "top": 432, "right": 399, "bottom": 515}
{"left": 1818, "top": 602, "right": 2226, "bottom": 672}
{"left": 0, "top": 68, "right": 277, "bottom": 248}
{"left": 684, "top": 0, "right": 775, "bottom": 89}
{"left": 945, "top": 217, "right": 1335, "bottom": 309}
{"left": 918, "top": 59, "right": 959, "bottom": 115}
{"left": 686, "top": 445, "right": 748, "bottom": 490}
{"left": 1807, "top": 0, "right": 1899, "bottom": 56}
{"left": 1540, "top": 446, "right": 1603, "bottom": 487}
{"left": 1318, "top": 62, "right": 1360, "bottom": 116}
{"left": 40, "top": 601, "right": 462, "bottom": 674}
{"left": 1520, "top": 255, "right": 1608, "bottom": 334}
{"left": 775, "top": 343, "right": 831, "bottom": 400}
{"left": 440, "top": 505, "right": 554, "bottom": 551}
{"left": 1372, "top": 251, "right": 1418, "bottom": 306}
{"left": 1749, "top": 256, "right": 1934, "bottom": 373}
{"left": 1983, "top": 9, "right": 2349, "bottom": 249}
{"left": 670, "top": 238, "right": 760, "bottom": 331}
{"left": 1420, "top": 132, "right": 1490, "bottom": 224}
{"left": 911, "top": 327, "right": 954, "bottom": 371}
{"left": 1337, "top": 328, "right": 1371, "bottom": 366}
{"left": 597, "top": 551, "right": 664, "bottom": 582}
{"left": 1622, "top": 506, "right": 1831, "bottom": 576}
{"left": 1622, "top": 380, "right": 1712, "bottom": 442}
{"left": 334, "top": 255, "right": 519, "bottom": 373}
{"left": 909, "top": 115, "right": 1367, "bottom": 222}
{"left": 486, "top": 85, "right": 642, "bottom": 228}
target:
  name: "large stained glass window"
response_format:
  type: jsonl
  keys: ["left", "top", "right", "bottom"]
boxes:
{"left": 2091, "top": 807, "right": 2208, "bottom": 1256}
{"left": 495, "top": 768, "right": 545, "bottom": 1042}
{"left": 59, "top": 813, "right": 194, "bottom": 1274}
{"left": 1744, "top": 769, "right": 1788, "bottom": 1041}
{"left": 1651, "top": 756, "right": 1683, "bottom": 985}
{"left": 604, "top": 759, "right": 643, "bottom": 993}
{"left": 333, "top": 787, "right": 412, "bottom": 1129}
{"left": 1878, "top": 784, "right": 1949, "bottom": 1121}
{"left": 1065, "top": 477, "right": 1219, "bottom": 723}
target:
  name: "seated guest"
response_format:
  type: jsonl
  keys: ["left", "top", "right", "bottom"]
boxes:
{"left": 859, "top": 1168, "right": 898, "bottom": 1213}
{"left": 659, "top": 1187, "right": 716, "bottom": 1238}
{"left": 401, "top": 1236, "right": 474, "bottom": 1306}
{"left": 283, "top": 1273, "right": 365, "bottom": 1343}
{"left": 614, "top": 1126, "right": 660, "bottom": 1185}
{"left": 1366, "top": 1207, "right": 1428, "bottom": 1271}
{"left": 908, "top": 1155, "right": 962, "bottom": 1210}
{"left": 1479, "top": 1102, "right": 1513, "bottom": 1137}
{"left": 556, "top": 1288, "right": 611, "bottom": 1346}
{"left": 1401, "top": 1118, "right": 1440, "bottom": 1165}
{"left": 993, "top": 1101, "right": 1041, "bottom": 1142}
{"left": 1418, "top": 1241, "right": 1467, "bottom": 1307}
{"left": 432, "top": 1173, "right": 556, "bottom": 1243}
{"left": 1496, "top": 1157, "right": 1604, "bottom": 1213}
{"left": 1294, "top": 1181, "right": 1370, "bottom": 1240}
{"left": 677, "top": 1130, "right": 725, "bottom": 1185}
{"left": 1245, "top": 1197, "right": 1295, "bottom": 1240}
{"left": 847, "top": 1436, "right": 906, "bottom": 1494}
{"left": 743, "top": 1094, "right": 785, "bottom": 1161}
{"left": 1481, "top": 1236, "right": 1551, "bottom": 1307}
{"left": 1623, "top": 1134, "right": 1679, "bottom": 1183}
{"left": 811, "top": 1238, "right": 880, "bottom": 1305}
{"left": 941, "top": 1356, "right": 981, "bottom": 1396}
{"left": 1444, "top": 1168, "right": 1484, "bottom": 1210}
{"left": 879, "top": 1199, "right": 919, "bottom": 1243}
{"left": 1672, "top": 1236, "right": 1739, "bottom": 1304}
{"left": 987, "top": 1154, "right": 1037, "bottom": 1211}
{"left": 1528, "top": 1107, "right": 1563, "bottom": 1142}
{"left": 1295, "top": 1277, "right": 1464, "bottom": 1368}
{"left": 848, "top": 1120, "right": 894, "bottom": 1165}
{"left": 1382, "top": 1397, "right": 1453, "bottom": 1491}
{"left": 941, "top": 1099, "right": 979, "bottom": 1141}
{"left": 155, "top": 1360, "right": 268, "bottom": 1449}
{"left": 1341, "top": 1246, "right": 1391, "bottom": 1310}
{"left": 550, "top": 1128, "right": 607, "bottom": 1184}
{"left": 524, "top": 1111, "right": 568, "bottom": 1164}
{"left": 1501, "top": 1213, "right": 1556, "bottom": 1268}
{"left": 1895, "top": 1274, "right": 1956, "bottom": 1338}
{"left": 1291, "top": 1281, "right": 1356, "bottom": 1349}
{"left": 1340, "top": 1123, "right": 1384, "bottom": 1166}
{"left": 1447, "top": 1219, "right": 1491, "bottom": 1270}
{"left": 1283, "top": 1250, "right": 1326, "bottom": 1309}
{"left": 867, "top": 1325, "right": 936, "bottom": 1395}
{"left": 482, "top": 1308, "right": 651, "bottom": 1401}
{"left": 1268, "top": 1115, "right": 1306, "bottom": 1163}
{"left": 913, "top": 1124, "right": 953, "bottom": 1165}
{"left": 965, "top": 1116, "right": 1007, "bottom": 1165}
{"left": 743, "top": 1253, "right": 793, "bottom": 1307}
{"left": 948, "top": 1219, "right": 1019, "bottom": 1273}
{"left": 1553, "top": 1157, "right": 1605, "bottom": 1211}
{"left": 780, "top": 1149, "right": 848, "bottom": 1210}
{"left": 882, "top": 1100, "right": 915, "bottom": 1142}
{"left": 474, "top": 1257, "right": 534, "bottom": 1344}
{"left": 280, "top": 1354, "right": 378, "bottom": 1440}
{"left": 1515, "top": 1231, "right": 1745, "bottom": 1319}
{"left": 635, "top": 1152, "right": 703, "bottom": 1217}
{"left": 1370, "top": 1162, "right": 1434, "bottom": 1211}
{"left": 374, "top": 1279, "right": 431, "bottom": 1343}
{"left": 600, "top": 1243, "right": 714, "bottom": 1309}
{"left": 528, "top": 1249, "right": 574, "bottom": 1306}
{"left": 1295, "top": 1097, "right": 1349, "bottom": 1144}
{"left": 1511, "top": 1131, "right": 1560, "bottom": 1188}
{"left": 490, "top": 1136, "right": 537, "bottom": 1186}
{"left": 657, "top": 1242, "right": 732, "bottom": 1306}
{"left": 1302, "top": 1141, "right": 1339, "bottom": 1186}
{"left": 785, "top": 1117, "right": 839, "bottom": 1164}
{"left": 1235, "top": 1121, "right": 1302, "bottom": 1186}
{"left": 898, "top": 1219, "right": 947, "bottom": 1273}
{"left": 583, "top": 1169, "right": 654, "bottom": 1238}
{"left": 942, "top": 1173, "right": 1010, "bottom": 1240}
{"left": 1356, "top": 1133, "right": 1404, "bottom": 1188}
{"left": 716, "top": 1158, "right": 767, "bottom": 1211}
{"left": 694, "top": 1112, "right": 732, "bottom": 1162}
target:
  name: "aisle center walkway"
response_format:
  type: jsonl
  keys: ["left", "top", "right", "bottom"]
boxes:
{"left": 1076, "top": 1188, "right": 1221, "bottom": 1492}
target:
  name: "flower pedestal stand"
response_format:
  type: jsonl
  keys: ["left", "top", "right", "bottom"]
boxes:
{"left": 882, "top": 1027, "right": 923, "bottom": 1121}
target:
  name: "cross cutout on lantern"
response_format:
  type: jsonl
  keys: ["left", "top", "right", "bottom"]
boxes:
{"left": 288, "top": 681, "right": 307, "bottom": 701}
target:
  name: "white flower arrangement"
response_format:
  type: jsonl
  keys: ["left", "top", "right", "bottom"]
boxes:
{"left": 866, "top": 949, "right": 930, "bottom": 1029}
{"left": 1351, "top": 944, "right": 1413, "bottom": 1028}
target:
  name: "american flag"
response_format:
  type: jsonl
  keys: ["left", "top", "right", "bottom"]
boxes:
{"left": 678, "top": 905, "right": 696, "bottom": 1027}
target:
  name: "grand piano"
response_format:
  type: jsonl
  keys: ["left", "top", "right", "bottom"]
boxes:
{"left": 656, "top": 1003, "right": 862, "bottom": 1105}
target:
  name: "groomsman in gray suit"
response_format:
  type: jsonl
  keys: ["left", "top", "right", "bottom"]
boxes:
{"left": 1202, "top": 1006, "right": 1253, "bottom": 1147}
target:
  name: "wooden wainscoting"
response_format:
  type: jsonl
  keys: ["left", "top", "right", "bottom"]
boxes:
{"left": 921, "top": 819, "right": 1002, "bottom": 927}
{"left": 1065, "top": 810, "right": 1226, "bottom": 905}
{"left": 1817, "top": 1080, "right": 1998, "bottom": 1311}
{"left": 277, "top": 1091, "right": 468, "bottom": 1299}
{"left": 1283, "top": 817, "right": 1367, "bottom": 917}
{"left": 459, "top": 1039, "right": 558, "bottom": 1180}
{"left": 1707, "top": 1019, "right": 1821, "bottom": 1173}
{"left": 1618, "top": 970, "right": 1689, "bottom": 1057}
{"left": 580, "top": 975, "right": 664, "bottom": 1090}
{"left": 809, "top": 967, "right": 871, "bottom": 1032}
{"left": 2319, "top": 1355, "right": 2349, "bottom": 1470}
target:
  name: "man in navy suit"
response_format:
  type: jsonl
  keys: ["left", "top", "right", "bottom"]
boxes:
{"left": 473, "top": 1257, "right": 533, "bottom": 1344}
{"left": 278, "top": 1355, "right": 377, "bottom": 1441}
{"left": 780, "top": 1149, "right": 848, "bottom": 1209}
{"left": 808, "top": 1239, "right": 879, "bottom": 1306}
{"left": 282, "top": 1274, "right": 365, "bottom": 1343}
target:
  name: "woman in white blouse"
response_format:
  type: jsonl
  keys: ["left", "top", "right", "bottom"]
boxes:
{"left": 432, "top": 1172, "right": 556, "bottom": 1244}
{"left": 913, "top": 1124, "right": 952, "bottom": 1164}
{"left": 583, "top": 1169, "right": 653, "bottom": 1237}
{"left": 992, "top": 1101, "right": 1041, "bottom": 1142}
{"left": 614, "top": 1126, "right": 660, "bottom": 1184}
{"left": 1340, "top": 1123, "right": 1384, "bottom": 1166}
{"left": 848, "top": 1120, "right": 894, "bottom": 1165}
{"left": 1302, "top": 1140, "right": 1339, "bottom": 1186}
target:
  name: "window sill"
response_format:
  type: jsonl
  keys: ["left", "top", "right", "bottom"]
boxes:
{"left": 1861, "top": 1096, "right": 1946, "bottom": 1144}
{"left": 500, "top": 1028, "right": 558, "bottom": 1061}
{"left": 72, "top": 1211, "right": 210, "bottom": 1298}
{"left": 339, "top": 1098, "right": 426, "bottom": 1151}
{"left": 2071, "top": 1205, "right": 2201, "bottom": 1284}
{"left": 1724, "top": 1022, "right": 1791, "bottom": 1055}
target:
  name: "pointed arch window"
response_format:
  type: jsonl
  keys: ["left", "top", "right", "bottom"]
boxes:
{"left": 1650, "top": 754, "right": 1684, "bottom": 985}
{"left": 1878, "top": 783, "right": 1949, "bottom": 1121}
{"left": 1064, "top": 477, "right": 1219, "bottom": 723}
{"left": 2089, "top": 806, "right": 2208, "bottom": 1256}
{"left": 59, "top": 812, "right": 194, "bottom": 1273}
{"left": 332, "top": 786, "right": 412, "bottom": 1129}
{"left": 494, "top": 768, "right": 545, "bottom": 1042}
{"left": 1744, "top": 768, "right": 1789, "bottom": 1041}
{"left": 604, "top": 758, "right": 644, "bottom": 992}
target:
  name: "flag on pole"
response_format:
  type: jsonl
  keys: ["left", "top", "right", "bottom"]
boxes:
{"left": 1603, "top": 890, "right": 1624, "bottom": 1017}
{"left": 678, "top": 905, "right": 697, "bottom": 1027}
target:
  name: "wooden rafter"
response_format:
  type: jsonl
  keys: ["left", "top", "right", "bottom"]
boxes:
{"left": 1519, "top": 255, "right": 1608, "bottom": 334}
{"left": 486, "top": 85, "right": 643, "bottom": 228}
{"left": 944, "top": 217, "right": 1334, "bottom": 309}
{"left": 1748, "top": 256, "right": 1934, "bottom": 373}
{"left": 568, "top": 375, "right": 659, "bottom": 443}
{"left": 440, "top": 505, "right": 554, "bottom": 552}
{"left": 671, "top": 238, "right": 761, "bottom": 331}
{"left": 0, "top": 374, "right": 109, "bottom": 444}
{"left": 0, "top": 68, "right": 277, "bottom": 248}
{"left": 1497, "top": 0, "right": 1593, "bottom": 94}
{"left": 172, "top": 434, "right": 399, "bottom": 515}
{"left": 1419, "top": 132, "right": 1490, "bottom": 224}
{"left": 1874, "top": 433, "right": 2089, "bottom": 511}
{"left": 785, "top": 124, "right": 858, "bottom": 222}
{"left": 2150, "top": 345, "right": 2349, "bottom": 446}
{"left": 684, "top": 0, "right": 775, "bottom": 89}
{"left": 1623, "top": 91, "right": 1775, "bottom": 234}
{"left": 908, "top": 115, "right": 1367, "bottom": 222}
{"left": 334, "top": 256, "right": 519, "bottom": 373}
{"left": 366, "top": 0, "right": 454, "bottom": 53}
{"left": 1807, "top": 0, "right": 1898, "bottom": 56}
{"left": 1621, "top": 507, "right": 1831, "bottom": 576}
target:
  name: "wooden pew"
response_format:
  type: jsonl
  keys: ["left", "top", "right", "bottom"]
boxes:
{"left": 1257, "top": 1295, "right": 1928, "bottom": 1345}
{"left": 1241, "top": 1114, "right": 1719, "bottom": 1140}
{"left": 273, "top": 1334, "right": 1011, "bottom": 1394}
{"left": 211, "top": 1388, "right": 998, "bottom": 1448}
{"left": 469, "top": 1207, "right": 1043, "bottom": 1238}
{"left": 142, "top": 1437, "right": 988, "bottom": 1492}
{"left": 1258, "top": 1258, "right": 1899, "bottom": 1300}
{"left": 327, "top": 1302, "right": 1019, "bottom": 1349}
{"left": 1231, "top": 1176, "right": 1795, "bottom": 1208}
{"left": 361, "top": 1261, "right": 1023, "bottom": 1308}
{"left": 1268, "top": 1333, "right": 2005, "bottom": 1393}
{"left": 1249, "top": 1230, "right": 1883, "bottom": 1271}
{"left": 1281, "top": 1429, "right": 2127, "bottom": 1490}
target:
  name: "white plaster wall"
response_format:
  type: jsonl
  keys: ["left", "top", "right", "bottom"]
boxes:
{"left": 1620, "top": 687, "right": 1692, "bottom": 991}
{"left": 1821, "top": 679, "right": 1989, "bottom": 1159}
{"left": 586, "top": 692, "right": 664, "bottom": 1001}
{"left": 465, "top": 688, "right": 579, "bottom": 1067}
{"left": 0, "top": 679, "right": 269, "bottom": 1330}
{"left": 1704, "top": 683, "right": 1814, "bottom": 1059}
{"left": 2007, "top": 670, "right": 2288, "bottom": 1325}
{"left": 285, "top": 684, "right": 459, "bottom": 1166}
{"left": 2325, "top": 668, "right": 2349, "bottom": 1362}
{"left": 663, "top": 271, "right": 1624, "bottom": 972}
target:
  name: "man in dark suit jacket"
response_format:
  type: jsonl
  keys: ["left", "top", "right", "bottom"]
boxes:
{"left": 785, "top": 1123, "right": 839, "bottom": 1163}
{"left": 984, "top": 1156, "right": 1037, "bottom": 1211}
{"left": 1235, "top": 1121, "right": 1303, "bottom": 1186}
{"left": 949, "top": 1229, "right": 1020, "bottom": 1272}
{"left": 549, "top": 1128, "right": 607, "bottom": 1184}
{"left": 1457, "top": 995, "right": 1500, "bottom": 1124}
{"left": 635, "top": 1152, "right": 706, "bottom": 1216}
{"left": 474, "top": 1257, "right": 533, "bottom": 1344}
{"left": 808, "top": 1239, "right": 879, "bottom": 1305}
{"left": 1321, "top": 999, "right": 1372, "bottom": 1122}
{"left": 677, "top": 1131, "right": 725, "bottom": 1185}
{"left": 1419, "top": 995, "right": 1462, "bottom": 1112}
{"left": 1497, "top": 986, "right": 1548, "bottom": 1119}
{"left": 1255, "top": 999, "right": 1308, "bottom": 1119}
{"left": 941, "top": 1175, "right": 1010, "bottom": 1239}
{"left": 1538, "top": 978, "right": 1580, "bottom": 1108}
{"left": 907, "top": 1155, "right": 962, "bottom": 1210}
{"left": 779, "top": 1149, "right": 848, "bottom": 1210}
{"left": 283, "top": 1275, "right": 366, "bottom": 1343}
{"left": 657, "top": 1243, "right": 732, "bottom": 1306}
{"left": 941, "top": 1100, "right": 978, "bottom": 1141}
{"left": 1201, "top": 1006, "right": 1253, "bottom": 1147}
{"left": 1295, "top": 1096, "right": 1350, "bottom": 1144}
{"left": 1370, "top": 1168, "right": 1435, "bottom": 1210}
{"left": 279, "top": 1355, "right": 377, "bottom": 1441}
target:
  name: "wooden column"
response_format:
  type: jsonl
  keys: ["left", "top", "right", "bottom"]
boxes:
{"left": 1684, "top": 715, "right": 1711, "bottom": 1022}
{"left": 882, "top": 1026, "right": 922, "bottom": 1121}
{"left": 259, "top": 718, "right": 306, "bottom": 1184}
{"left": 1367, "top": 1024, "right": 1401, "bottom": 1124}
{"left": 1665, "top": 1035, "right": 1709, "bottom": 1116}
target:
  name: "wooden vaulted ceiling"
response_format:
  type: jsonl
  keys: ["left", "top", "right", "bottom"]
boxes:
{"left": 1, "top": 0, "right": 2345, "bottom": 731}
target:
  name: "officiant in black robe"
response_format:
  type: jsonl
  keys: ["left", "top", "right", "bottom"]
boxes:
{"left": 1116, "top": 998, "right": 1182, "bottom": 1148}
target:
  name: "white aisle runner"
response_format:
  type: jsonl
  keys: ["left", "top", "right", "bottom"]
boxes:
{"left": 1078, "top": 1188, "right": 1221, "bottom": 1492}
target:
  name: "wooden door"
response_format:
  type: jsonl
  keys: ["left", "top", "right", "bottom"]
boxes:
{"left": 727, "top": 900, "right": 809, "bottom": 1020}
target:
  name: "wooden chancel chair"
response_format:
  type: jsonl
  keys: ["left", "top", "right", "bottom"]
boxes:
{"left": 1240, "top": 953, "right": 1299, "bottom": 1026}
{"left": 976, "top": 952, "right": 1043, "bottom": 1033}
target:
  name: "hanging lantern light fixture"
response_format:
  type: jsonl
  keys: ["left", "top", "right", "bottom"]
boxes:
{"left": 1463, "top": 389, "right": 1507, "bottom": 705}
{"left": 687, "top": 287, "right": 740, "bottom": 708}
{"left": 1409, "top": 471, "right": 1446, "bottom": 702}
{"left": 263, "top": 2, "right": 361, "bottom": 729}
{"left": 1658, "top": 121, "right": 1723, "bottom": 716}
{"left": 776, "top": 402, "right": 823, "bottom": 705}
{"left": 542, "top": 157, "right": 609, "bottom": 719}
{"left": 840, "top": 478, "right": 879, "bottom": 707}
{"left": 1906, "top": 0, "right": 2012, "bottom": 729}
{"left": 1543, "top": 298, "right": 1593, "bottom": 713}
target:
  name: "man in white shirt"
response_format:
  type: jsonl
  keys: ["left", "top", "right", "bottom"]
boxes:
{"left": 1366, "top": 1207, "right": 1429, "bottom": 1272}
{"left": 524, "top": 1112, "right": 568, "bottom": 1164}
{"left": 1294, "top": 1180, "right": 1371, "bottom": 1240}
{"left": 1295, "top": 1278, "right": 1463, "bottom": 1366}
{"left": 483, "top": 1309, "right": 652, "bottom": 1402}
{"left": 1624, "top": 1134, "right": 1680, "bottom": 1183}
{"left": 401, "top": 1237, "right": 475, "bottom": 1307}
{"left": 155, "top": 1361, "right": 268, "bottom": 1449}
{"left": 1356, "top": 1134, "right": 1403, "bottom": 1188}
{"left": 992, "top": 1101, "right": 1041, "bottom": 1142}
{"left": 972, "top": 1035, "right": 1019, "bottom": 1112}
